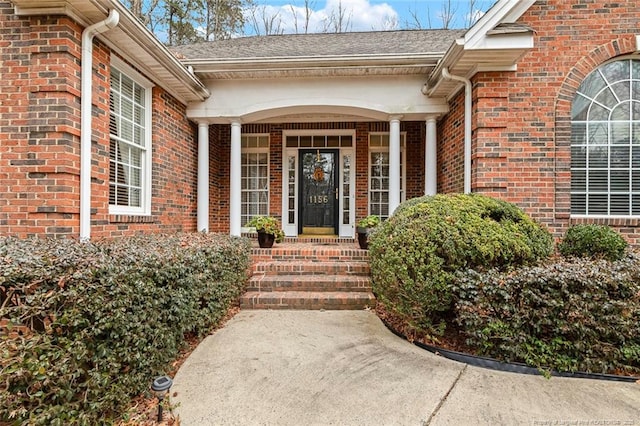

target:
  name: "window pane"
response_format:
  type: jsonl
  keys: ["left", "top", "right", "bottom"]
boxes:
{"left": 588, "top": 146, "right": 608, "bottom": 168}
{"left": 580, "top": 71, "right": 607, "bottom": 99}
{"left": 610, "top": 194, "right": 629, "bottom": 215}
{"left": 588, "top": 169, "right": 607, "bottom": 191}
{"left": 588, "top": 194, "right": 608, "bottom": 214}
{"left": 572, "top": 94, "right": 590, "bottom": 120}
{"left": 611, "top": 102, "right": 631, "bottom": 121}
{"left": 612, "top": 81, "right": 631, "bottom": 102}
{"left": 595, "top": 88, "right": 617, "bottom": 109}
{"left": 610, "top": 146, "right": 629, "bottom": 168}
{"left": 588, "top": 103, "right": 610, "bottom": 121}
{"left": 610, "top": 170, "right": 629, "bottom": 192}
{"left": 601, "top": 60, "right": 630, "bottom": 83}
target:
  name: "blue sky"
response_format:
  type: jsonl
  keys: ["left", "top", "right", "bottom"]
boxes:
{"left": 244, "top": 0, "right": 495, "bottom": 34}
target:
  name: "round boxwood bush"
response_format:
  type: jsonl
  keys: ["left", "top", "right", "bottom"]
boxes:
{"left": 558, "top": 224, "right": 627, "bottom": 261}
{"left": 368, "top": 194, "right": 553, "bottom": 335}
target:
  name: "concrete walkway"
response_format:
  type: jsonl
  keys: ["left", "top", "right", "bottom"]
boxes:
{"left": 172, "top": 311, "right": 640, "bottom": 425}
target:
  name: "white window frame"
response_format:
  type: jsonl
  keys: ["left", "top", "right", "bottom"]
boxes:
{"left": 571, "top": 57, "right": 640, "bottom": 218}
{"left": 368, "top": 132, "right": 406, "bottom": 219}
{"left": 240, "top": 134, "right": 270, "bottom": 231}
{"left": 108, "top": 55, "right": 153, "bottom": 216}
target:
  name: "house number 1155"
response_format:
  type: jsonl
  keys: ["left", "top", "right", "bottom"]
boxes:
{"left": 309, "top": 195, "right": 329, "bottom": 204}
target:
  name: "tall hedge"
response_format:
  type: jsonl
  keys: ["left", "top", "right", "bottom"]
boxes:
{"left": 0, "top": 234, "right": 251, "bottom": 425}
{"left": 455, "top": 255, "right": 640, "bottom": 375}
{"left": 369, "top": 194, "right": 553, "bottom": 335}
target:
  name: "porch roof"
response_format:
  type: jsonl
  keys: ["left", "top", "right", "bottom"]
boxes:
{"left": 172, "top": 30, "right": 466, "bottom": 80}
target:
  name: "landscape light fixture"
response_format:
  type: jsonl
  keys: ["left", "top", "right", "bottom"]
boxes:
{"left": 151, "top": 375, "right": 173, "bottom": 423}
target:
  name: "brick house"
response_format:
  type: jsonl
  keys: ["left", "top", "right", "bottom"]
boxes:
{"left": 2, "top": 0, "right": 640, "bottom": 243}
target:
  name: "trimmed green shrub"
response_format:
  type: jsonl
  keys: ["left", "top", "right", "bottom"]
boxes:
{"left": 0, "top": 234, "right": 251, "bottom": 425}
{"left": 368, "top": 194, "right": 553, "bottom": 335}
{"left": 455, "top": 255, "right": 640, "bottom": 375}
{"left": 558, "top": 224, "right": 627, "bottom": 261}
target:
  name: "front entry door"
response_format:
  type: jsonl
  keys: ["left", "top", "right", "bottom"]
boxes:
{"left": 299, "top": 150, "right": 338, "bottom": 235}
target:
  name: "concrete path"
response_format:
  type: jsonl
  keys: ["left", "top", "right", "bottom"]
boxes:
{"left": 172, "top": 311, "right": 640, "bottom": 425}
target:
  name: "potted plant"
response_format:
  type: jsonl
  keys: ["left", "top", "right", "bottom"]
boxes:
{"left": 247, "top": 216, "right": 285, "bottom": 248}
{"left": 356, "top": 215, "right": 381, "bottom": 249}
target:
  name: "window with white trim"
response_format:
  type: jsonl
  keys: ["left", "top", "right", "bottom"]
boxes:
{"left": 369, "top": 133, "right": 406, "bottom": 219}
{"left": 109, "top": 58, "right": 152, "bottom": 215}
{"left": 241, "top": 134, "right": 269, "bottom": 226}
{"left": 571, "top": 59, "right": 640, "bottom": 216}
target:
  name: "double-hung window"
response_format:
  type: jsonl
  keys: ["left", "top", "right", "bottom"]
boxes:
{"left": 241, "top": 134, "right": 270, "bottom": 227}
{"left": 369, "top": 133, "right": 406, "bottom": 219}
{"left": 109, "top": 57, "right": 152, "bottom": 215}
{"left": 571, "top": 59, "right": 640, "bottom": 216}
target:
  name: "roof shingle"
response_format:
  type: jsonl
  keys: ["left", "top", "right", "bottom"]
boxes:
{"left": 171, "top": 29, "right": 466, "bottom": 60}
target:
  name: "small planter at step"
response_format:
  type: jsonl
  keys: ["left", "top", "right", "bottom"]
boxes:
{"left": 356, "top": 227, "right": 372, "bottom": 250}
{"left": 257, "top": 231, "right": 276, "bottom": 248}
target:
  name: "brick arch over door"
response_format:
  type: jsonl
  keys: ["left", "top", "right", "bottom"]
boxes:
{"left": 554, "top": 35, "right": 638, "bottom": 222}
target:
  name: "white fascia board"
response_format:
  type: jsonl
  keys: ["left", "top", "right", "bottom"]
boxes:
{"left": 469, "top": 31, "right": 534, "bottom": 50}
{"left": 464, "top": 0, "right": 536, "bottom": 49}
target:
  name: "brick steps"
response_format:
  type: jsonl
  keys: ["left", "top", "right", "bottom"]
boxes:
{"left": 240, "top": 242, "right": 375, "bottom": 310}
{"left": 252, "top": 261, "right": 370, "bottom": 276}
{"left": 247, "top": 274, "right": 372, "bottom": 292}
{"left": 241, "top": 291, "right": 376, "bottom": 310}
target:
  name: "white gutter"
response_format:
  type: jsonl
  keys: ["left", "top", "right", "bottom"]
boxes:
{"left": 441, "top": 67, "right": 472, "bottom": 194}
{"left": 80, "top": 10, "right": 120, "bottom": 241}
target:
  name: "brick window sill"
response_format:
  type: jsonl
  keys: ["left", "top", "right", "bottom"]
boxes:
{"left": 570, "top": 217, "right": 640, "bottom": 227}
{"left": 109, "top": 215, "right": 156, "bottom": 224}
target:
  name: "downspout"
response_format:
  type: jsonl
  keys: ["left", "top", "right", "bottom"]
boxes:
{"left": 80, "top": 10, "right": 120, "bottom": 241}
{"left": 441, "top": 67, "right": 472, "bottom": 194}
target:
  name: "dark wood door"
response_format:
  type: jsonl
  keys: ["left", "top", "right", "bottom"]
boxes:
{"left": 299, "top": 150, "right": 338, "bottom": 235}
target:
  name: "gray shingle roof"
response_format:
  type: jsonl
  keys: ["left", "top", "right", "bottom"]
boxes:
{"left": 171, "top": 29, "right": 466, "bottom": 60}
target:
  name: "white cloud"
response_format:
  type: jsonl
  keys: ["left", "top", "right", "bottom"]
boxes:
{"left": 245, "top": 0, "right": 399, "bottom": 35}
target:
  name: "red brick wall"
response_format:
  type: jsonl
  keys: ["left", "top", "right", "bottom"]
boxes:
{"left": 0, "top": 3, "right": 198, "bottom": 238}
{"left": 404, "top": 121, "right": 425, "bottom": 200}
{"left": 0, "top": 5, "right": 83, "bottom": 237}
{"left": 442, "top": 0, "right": 640, "bottom": 242}
{"left": 438, "top": 90, "right": 465, "bottom": 194}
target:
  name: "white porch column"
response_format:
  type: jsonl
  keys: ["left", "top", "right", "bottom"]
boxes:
{"left": 425, "top": 117, "right": 438, "bottom": 196}
{"left": 230, "top": 120, "right": 242, "bottom": 236}
{"left": 389, "top": 116, "right": 402, "bottom": 215}
{"left": 197, "top": 122, "right": 210, "bottom": 232}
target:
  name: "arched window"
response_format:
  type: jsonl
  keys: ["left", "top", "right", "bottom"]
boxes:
{"left": 571, "top": 59, "right": 640, "bottom": 216}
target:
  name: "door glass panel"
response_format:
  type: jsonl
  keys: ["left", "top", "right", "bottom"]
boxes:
{"left": 287, "top": 155, "right": 296, "bottom": 225}
{"left": 343, "top": 154, "right": 351, "bottom": 225}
